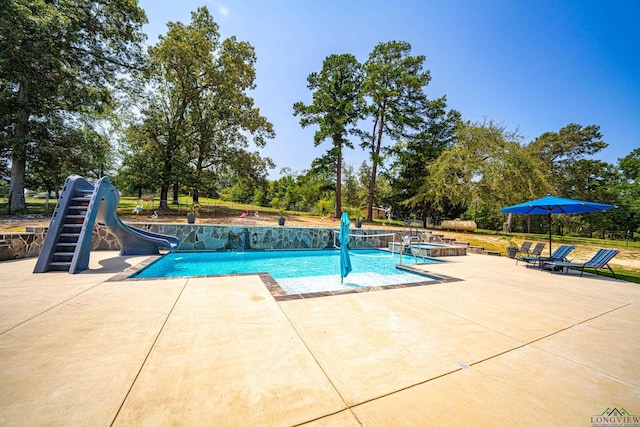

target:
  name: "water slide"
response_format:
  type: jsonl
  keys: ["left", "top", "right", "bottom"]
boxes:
{"left": 34, "top": 175, "right": 179, "bottom": 274}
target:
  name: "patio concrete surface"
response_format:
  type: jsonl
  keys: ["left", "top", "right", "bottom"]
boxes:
{"left": 0, "top": 252, "right": 638, "bottom": 426}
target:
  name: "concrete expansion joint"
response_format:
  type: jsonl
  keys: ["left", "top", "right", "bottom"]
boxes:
{"left": 346, "top": 301, "right": 638, "bottom": 415}
{"left": 110, "top": 280, "right": 188, "bottom": 426}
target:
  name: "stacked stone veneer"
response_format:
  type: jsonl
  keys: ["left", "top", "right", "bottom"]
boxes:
{"left": 0, "top": 227, "right": 47, "bottom": 260}
{"left": 0, "top": 223, "right": 401, "bottom": 260}
{"left": 121, "top": 223, "right": 398, "bottom": 251}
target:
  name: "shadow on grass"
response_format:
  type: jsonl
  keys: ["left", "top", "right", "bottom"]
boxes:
{"left": 596, "top": 270, "right": 640, "bottom": 284}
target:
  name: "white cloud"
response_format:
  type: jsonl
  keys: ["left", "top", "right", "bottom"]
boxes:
{"left": 218, "top": 5, "right": 229, "bottom": 17}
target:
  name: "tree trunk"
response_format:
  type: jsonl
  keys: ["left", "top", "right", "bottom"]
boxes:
{"left": 420, "top": 201, "right": 429, "bottom": 228}
{"left": 366, "top": 116, "right": 385, "bottom": 222}
{"left": 159, "top": 186, "right": 169, "bottom": 209}
{"left": 159, "top": 159, "right": 173, "bottom": 209}
{"left": 9, "top": 77, "right": 29, "bottom": 212}
{"left": 193, "top": 157, "right": 204, "bottom": 204}
{"left": 367, "top": 161, "right": 377, "bottom": 222}
{"left": 503, "top": 213, "right": 513, "bottom": 233}
{"left": 9, "top": 156, "right": 26, "bottom": 213}
{"left": 172, "top": 182, "right": 179, "bottom": 204}
{"left": 334, "top": 135, "right": 342, "bottom": 217}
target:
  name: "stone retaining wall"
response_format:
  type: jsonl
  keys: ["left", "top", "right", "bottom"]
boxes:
{"left": 0, "top": 227, "right": 47, "bottom": 260}
{"left": 0, "top": 223, "right": 403, "bottom": 260}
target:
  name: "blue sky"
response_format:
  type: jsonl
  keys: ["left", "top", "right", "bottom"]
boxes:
{"left": 139, "top": 0, "right": 640, "bottom": 178}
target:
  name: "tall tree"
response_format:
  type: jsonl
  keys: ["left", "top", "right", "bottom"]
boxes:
{"left": 360, "top": 41, "right": 430, "bottom": 221}
{"left": 388, "top": 97, "right": 461, "bottom": 222}
{"left": 560, "top": 158, "right": 619, "bottom": 236}
{"left": 619, "top": 147, "right": 640, "bottom": 182}
{"left": 418, "top": 120, "right": 549, "bottom": 221}
{"left": 617, "top": 148, "right": 640, "bottom": 234}
{"left": 187, "top": 35, "right": 274, "bottom": 202}
{"left": 525, "top": 123, "right": 607, "bottom": 195}
{"left": 293, "top": 53, "right": 364, "bottom": 217}
{"left": 0, "top": 0, "right": 146, "bottom": 211}
{"left": 129, "top": 7, "right": 273, "bottom": 208}
{"left": 138, "top": 7, "right": 218, "bottom": 208}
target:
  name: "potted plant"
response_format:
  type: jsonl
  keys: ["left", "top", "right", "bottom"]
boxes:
{"left": 186, "top": 203, "right": 199, "bottom": 224}
{"left": 501, "top": 235, "right": 518, "bottom": 258}
{"left": 278, "top": 206, "right": 286, "bottom": 226}
{"left": 351, "top": 207, "right": 363, "bottom": 228}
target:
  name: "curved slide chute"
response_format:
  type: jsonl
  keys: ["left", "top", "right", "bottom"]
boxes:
{"left": 34, "top": 175, "right": 178, "bottom": 274}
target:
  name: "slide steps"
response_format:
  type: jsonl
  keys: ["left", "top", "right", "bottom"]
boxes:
{"left": 34, "top": 175, "right": 178, "bottom": 274}
{"left": 44, "top": 187, "right": 93, "bottom": 271}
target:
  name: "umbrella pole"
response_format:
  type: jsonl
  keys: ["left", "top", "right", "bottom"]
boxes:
{"left": 548, "top": 211, "right": 552, "bottom": 257}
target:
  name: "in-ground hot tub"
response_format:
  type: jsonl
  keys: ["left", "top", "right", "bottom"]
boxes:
{"left": 388, "top": 242, "right": 467, "bottom": 257}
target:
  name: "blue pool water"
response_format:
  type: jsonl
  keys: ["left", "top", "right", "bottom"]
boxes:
{"left": 131, "top": 249, "right": 441, "bottom": 294}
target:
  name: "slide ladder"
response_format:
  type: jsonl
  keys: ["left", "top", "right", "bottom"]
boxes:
{"left": 34, "top": 175, "right": 178, "bottom": 274}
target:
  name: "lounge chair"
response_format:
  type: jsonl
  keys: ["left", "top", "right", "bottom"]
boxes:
{"left": 544, "top": 248, "right": 619, "bottom": 279}
{"left": 515, "top": 242, "right": 545, "bottom": 265}
{"left": 517, "top": 245, "right": 575, "bottom": 268}
{"left": 514, "top": 241, "right": 533, "bottom": 258}
{"left": 530, "top": 242, "right": 545, "bottom": 256}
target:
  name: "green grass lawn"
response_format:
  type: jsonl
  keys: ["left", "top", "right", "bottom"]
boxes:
{"left": 117, "top": 196, "right": 284, "bottom": 218}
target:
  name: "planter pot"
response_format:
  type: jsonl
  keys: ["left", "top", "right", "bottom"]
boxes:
{"left": 355, "top": 221, "right": 363, "bottom": 228}
{"left": 278, "top": 217, "right": 286, "bottom": 226}
{"left": 507, "top": 247, "right": 517, "bottom": 258}
{"left": 186, "top": 214, "right": 196, "bottom": 224}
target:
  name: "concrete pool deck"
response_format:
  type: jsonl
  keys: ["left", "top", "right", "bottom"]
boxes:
{"left": 1, "top": 252, "right": 639, "bottom": 426}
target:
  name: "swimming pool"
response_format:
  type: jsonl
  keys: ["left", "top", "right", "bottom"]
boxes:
{"left": 130, "top": 249, "right": 442, "bottom": 295}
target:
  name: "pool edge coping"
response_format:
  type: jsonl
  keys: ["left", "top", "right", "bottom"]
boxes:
{"left": 105, "top": 251, "right": 463, "bottom": 300}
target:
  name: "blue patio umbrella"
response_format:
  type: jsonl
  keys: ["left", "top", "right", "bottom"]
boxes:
{"left": 501, "top": 195, "right": 614, "bottom": 257}
{"left": 339, "top": 211, "right": 352, "bottom": 283}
